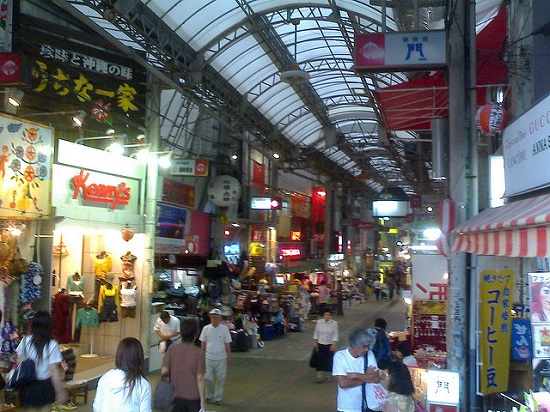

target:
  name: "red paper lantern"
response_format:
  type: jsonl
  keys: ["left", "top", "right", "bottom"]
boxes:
{"left": 476, "top": 102, "right": 507, "bottom": 136}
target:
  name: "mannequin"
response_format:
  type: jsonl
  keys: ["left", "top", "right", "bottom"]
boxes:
{"left": 66, "top": 272, "right": 85, "bottom": 343}
{"left": 94, "top": 251, "right": 112, "bottom": 280}
{"left": 98, "top": 274, "right": 119, "bottom": 323}
{"left": 120, "top": 251, "right": 137, "bottom": 279}
{"left": 76, "top": 302, "right": 99, "bottom": 357}
{"left": 120, "top": 280, "right": 137, "bottom": 318}
{"left": 67, "top": 272, "right": 85, "bottom": 296}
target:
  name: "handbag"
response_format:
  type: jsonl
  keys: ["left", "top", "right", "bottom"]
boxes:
{"left": 309, "top": 348, "right": 319, "bottom": 368}
{"left": 153, "top": 376, "right": 175, "bottom": 410}
{"left": 6, "top": 339, "right": 37, "bottom": 390}
{"left": 361, "top": 351, "right": 388, "bottom": 412}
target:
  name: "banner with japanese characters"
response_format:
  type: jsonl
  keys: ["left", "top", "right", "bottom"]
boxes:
{"left": 20, "top": 19, "right": 146, "bottom": 128}
{"left": 511, "top": 319, "right": 532, "bottom": 361}
{"left": 0, "top": 113, "right": 52, "bottom": 218}
{"left": 479, "top": 269, "right": 514, "bottom": 395}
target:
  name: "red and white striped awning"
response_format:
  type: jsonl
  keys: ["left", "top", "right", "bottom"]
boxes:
{"left": 451, "top": 193, "right": 550, "bottom": 257}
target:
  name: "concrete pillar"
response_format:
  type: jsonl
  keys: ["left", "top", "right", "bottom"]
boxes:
{"left": 141, "top": 75, "right": 161, "bottom": 357}
{"left": 447, "top": 0, "right": 473, "bottom": 409}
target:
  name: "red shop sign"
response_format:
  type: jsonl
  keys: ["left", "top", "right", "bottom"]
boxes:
{"left": 72, "top": 169, "right": 131, "bottom": 209}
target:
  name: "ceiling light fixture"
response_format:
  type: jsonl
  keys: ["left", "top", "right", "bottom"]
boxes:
{"left": 72, "top": 110, "right": 87, "bottom": 127}
{"left": 75, "top": 133, "right": 127, "bottom": 145}
{"left": 7, "top": 89, "right": 24, "bottom": 107}
{"left": 280, "top": 19, "right": 310, "bottom": 85}
{"left": 272, "top": 152, "right": 281, "bottom": 159}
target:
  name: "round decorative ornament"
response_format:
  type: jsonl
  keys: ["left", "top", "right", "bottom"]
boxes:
{"left": 122, "top": 225, "right": 134, "bottom": 242}
{"left": 207, "top": 175, "right": 242, "bottom": 207}
{"left": 476, "top": 102, "right": 507, "bottom": 136}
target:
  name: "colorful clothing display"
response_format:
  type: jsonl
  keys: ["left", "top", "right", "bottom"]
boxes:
{"left": 19, "top": 262, "right": 43, "bottom": 303}
{"left": 67, "top": 274, "right": 85, "bottom": 296}
{"left": 0, "top": 321, "right": 19, "bottom": 360}
{"left": 52, "top": 291, "right": 72, "bottom": 344}
{"left": 75, "top": 307, "right": 99, "bottom": 329}
{"left": 98, "top": 284, "right": 119, "bottom": 323}
{"left": 94, "top": 252, "right": 113, "bottom": 280}
{"left": 120, "top": 251, "right": 137, "bottom": 279}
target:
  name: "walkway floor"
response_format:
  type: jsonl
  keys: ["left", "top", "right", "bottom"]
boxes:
{"left": 12, "top": 294, "right": 409, "bottom": 412}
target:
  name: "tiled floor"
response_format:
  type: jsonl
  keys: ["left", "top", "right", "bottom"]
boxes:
{"left": 11, "top": 294, "right": 408, "bottom": 411}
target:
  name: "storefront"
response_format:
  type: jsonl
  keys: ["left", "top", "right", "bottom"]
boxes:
{"left": 50, "top": 139, "right": 148, "bottom": 365}
{"left": 449, "top": 92, "right": 550, "bottom": 409}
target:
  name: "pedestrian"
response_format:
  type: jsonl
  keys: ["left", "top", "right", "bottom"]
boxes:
{"left": 394, "top": 342, "right": 418, "bottom": 368}
{"left": 162, "top": 318, "right": 206, "bottom": 412}
{"left": 199, "top": 308, "right": 232, "bottom": 405}
{"left": 373, "top": 277, "right": 382, "bottom": 301}
{"left": 370, "top": 318, "right": 393, "bottom": 370}
{"left": 16, "top": 310, "right": 67, "bottom": 411}
{"left": 332, "top": 328, "right": 384, "bottom": 412}
{"left": 313, "top": 310, "right": 339, "bottom": 383}
{"left": 387, "top": 277, "right": 395, "bottom": 300}
{"left": 154, "top": 310, "right": 181, "bottom": 355}
{"left": 335, "top": 280, "right": 345, "bottom": 315}
{"left": 318, "top": 280, "right": 330, "bottom": 315}
{"left": 382, "top": 361, "right": 415, "bottom": 412}
{"left": 93, "top": 337, "right": 152, "bottom": 412}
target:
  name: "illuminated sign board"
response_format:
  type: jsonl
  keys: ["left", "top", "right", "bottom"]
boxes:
{"left": 426, "top": 370, "right": 459, "bottom": 405}
{"left": 279, "top": 247, "right": 301, "bottom": 257}
{"left": 328, "top": 253, "right": 344, "bottom": 261}
{"left": 250, "top": 196, "right": 282, "bottom": 210}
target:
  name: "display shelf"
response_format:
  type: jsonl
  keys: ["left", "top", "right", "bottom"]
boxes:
{"left": 411, "top": 299, "right": 446, "bottom": 351}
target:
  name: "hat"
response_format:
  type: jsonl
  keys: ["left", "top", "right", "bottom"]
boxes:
{"left": 209, "top": 308, "right": 222, "bottom": 316}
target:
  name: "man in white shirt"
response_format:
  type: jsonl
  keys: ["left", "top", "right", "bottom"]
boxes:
{"left": 333, "top": 329, "right": 382, "bottom": 412}
{"left": 154, "top": 311, "right": 181, "bottom": 354}
{"left": 199, "top": 308, "right": 232, "bottom": 405}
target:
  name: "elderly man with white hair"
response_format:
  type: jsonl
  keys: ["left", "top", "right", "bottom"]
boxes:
{"left": 333, "top": 328, "right": 385, "bottom": 412}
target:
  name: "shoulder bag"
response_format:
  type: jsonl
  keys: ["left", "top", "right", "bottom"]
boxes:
{"left": 153, "top": 375, "right": 175, "bottom": 410}
{"left": 6, "top": 338, "right": 37, "bottom": 390}
{"left": 361, "top": 351, "right": 388, "bottom": 412}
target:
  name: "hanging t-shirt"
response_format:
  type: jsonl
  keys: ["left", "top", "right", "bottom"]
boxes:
{"left": 67, "top": 275, "right": 85, "bottom": 296}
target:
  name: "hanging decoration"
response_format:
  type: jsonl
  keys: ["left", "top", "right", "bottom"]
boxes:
{"left": 121, "top": 225, "right": 134, "bottom": 242}
{"left": 476, "top": 102, "right": 507, "bottom": 136}
{"left": 207, "top": 175, "right": 241, "bottom": 207}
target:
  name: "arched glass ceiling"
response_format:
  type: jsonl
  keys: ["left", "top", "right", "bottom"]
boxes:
{"left": 58, "top": 0, "right": 503, "bottom": 195}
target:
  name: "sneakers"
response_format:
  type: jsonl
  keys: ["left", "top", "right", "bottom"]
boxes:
{"left": 52, "top": 403, "right": 78, "bottom": 411}
{"left": 215, "top": 400, "right": 222, "bottom": 405}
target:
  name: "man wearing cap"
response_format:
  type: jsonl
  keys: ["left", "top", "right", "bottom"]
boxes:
{"left": 154, "top": 310, "right": 181, "bottom": 354}
{"left": 199, "top": 308, "right": 232, "bottom": 405}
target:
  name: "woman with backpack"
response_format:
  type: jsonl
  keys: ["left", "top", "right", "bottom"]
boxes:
{"left": 17, "top": 310, "right": 67, "bottom": 411}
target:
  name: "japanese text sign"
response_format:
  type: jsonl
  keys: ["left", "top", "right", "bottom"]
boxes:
{"left": 511, "top": 319, "right": 533, "bottom": 361}
{"left": 355, "top": 30, "right": 446, "bottom": 72}
{"left": 426, "top": 370, "right": 459, "bottom": 405}
{"left": 479, "top": 269, "right": 514, "bottom": 395}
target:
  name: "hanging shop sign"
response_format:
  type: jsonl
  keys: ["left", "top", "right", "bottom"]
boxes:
{"left": 20, "top": 20, "right": 146, "bottom": 126}
{"left": 0, "top": 53, "right": 32, "bottom": 85}
{"left": 0, "top": 113, "right": 53, "bottom": 219}
{"left": 250, "top": 196, "right": 282, "bottom": 210}
{"left": 511, "top": 319, "right": 532, "bottom": 361}
{"left": 161, "top": 177, "right": 195, "bottom": 208}
{"left": 502, "top": 93, "right": 550, "bottom": 196}
{"left": 355, "top": 30, "right": 446, "bottom": 72}
{"left": 170, "top": 159, "right": 209, "bottom": 177}
{"left": 479, "top": 269, "right": 514, "bottom": 395}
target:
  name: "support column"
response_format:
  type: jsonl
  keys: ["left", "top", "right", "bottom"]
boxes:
{"left": 447, "top": 0, "right": 473, "bottom": 409}
{"left": 141, "top": 75, "right": 161, "bottom": 358}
